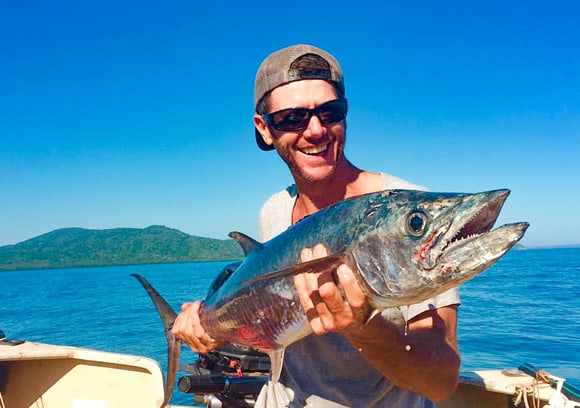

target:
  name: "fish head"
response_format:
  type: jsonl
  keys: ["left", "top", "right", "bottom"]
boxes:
{"left": 350, "top": 189, "right": 529, "bottom": 308}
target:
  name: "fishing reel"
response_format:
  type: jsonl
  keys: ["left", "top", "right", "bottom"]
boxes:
{"left": 177, "top": 261, "right": 270, "bottom": 408}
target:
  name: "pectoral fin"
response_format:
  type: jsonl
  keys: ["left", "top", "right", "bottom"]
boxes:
{"left": 241, "top": 252, "right": 348, "bottom": 285}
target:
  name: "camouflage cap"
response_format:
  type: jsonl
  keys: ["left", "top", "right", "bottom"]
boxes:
{"left": 254, "top": 44, "right": 345, "bottom": 151}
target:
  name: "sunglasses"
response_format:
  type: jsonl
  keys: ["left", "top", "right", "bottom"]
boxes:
{"left": 263, "top": 98, "right": 348, "bottom": 131}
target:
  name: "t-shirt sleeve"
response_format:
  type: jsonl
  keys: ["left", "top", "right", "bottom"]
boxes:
{"left": 382, "top": 288, "right": 460, "bottom": 324}
{"left": 258, "top": 186, "right": 297, "bottom": 242}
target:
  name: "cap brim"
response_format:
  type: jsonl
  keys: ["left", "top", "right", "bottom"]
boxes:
{"left": 255, "top": 129, "right": 275, "bottom": 151}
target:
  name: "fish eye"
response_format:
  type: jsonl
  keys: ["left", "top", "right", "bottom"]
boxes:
{"left": 406, "top": 211, "right": 428, "bottom": 236}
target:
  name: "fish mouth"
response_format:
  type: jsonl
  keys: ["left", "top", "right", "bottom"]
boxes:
{"left": 449, "top": 190, "right": 508, "bottom": 245}
{"left": 421, "top": 189, "right": 527, "bottom": 275}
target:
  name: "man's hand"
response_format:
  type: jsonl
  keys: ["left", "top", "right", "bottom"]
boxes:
{"left": 293, "top": 243, "right": 371, "bottom": 335}
{"left": 171, "top": 301, "right": 220, "bottom": 354}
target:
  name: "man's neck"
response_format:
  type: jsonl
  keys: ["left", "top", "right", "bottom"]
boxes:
{"left": 292, "top": 160, "right": 366, "bottom": 224}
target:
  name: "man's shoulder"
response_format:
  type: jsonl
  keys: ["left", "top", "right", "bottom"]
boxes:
{"left": 258, "top": 185, "right": 297, "bottom": 241}
{"left": 260, "top": 184, "right": 297, "bottom": 217}
{"left": 262, "top": 184, "right": 298, "bottom": 206}
{"left": 379, "top": 172, "right": 428, "bottom": 191}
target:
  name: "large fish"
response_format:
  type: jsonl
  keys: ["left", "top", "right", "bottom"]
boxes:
{"left": 133, "top": 189, "right": 528, "bottom": 407}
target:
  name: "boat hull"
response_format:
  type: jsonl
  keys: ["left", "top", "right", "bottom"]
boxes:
{"left": 0, "top": 341, "right": 165, "bottom": 408}
{"left": 1, "top": 340, "right": 575, "bottom": 407}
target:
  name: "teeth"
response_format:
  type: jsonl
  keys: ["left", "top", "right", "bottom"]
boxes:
{"left": 301, "top": 145, "right": 328, "bottom": 155}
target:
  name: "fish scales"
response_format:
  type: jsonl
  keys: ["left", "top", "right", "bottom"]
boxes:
{"left": 198, "top": 194, "right": 372, "bottom": 349}
{"left": 202, "top": 285, "right": 304, "bottom": 350}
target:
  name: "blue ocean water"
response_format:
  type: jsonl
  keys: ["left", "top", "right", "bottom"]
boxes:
{"left": 1, "top": 248, "right": 579, "bottom": 406}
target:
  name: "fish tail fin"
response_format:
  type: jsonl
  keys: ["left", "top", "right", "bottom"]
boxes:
{"left": 131, "top": 274, "right": 181, "bottom": 408}
{"left": 268, "top": 349, "right": 286, "bottom": 383}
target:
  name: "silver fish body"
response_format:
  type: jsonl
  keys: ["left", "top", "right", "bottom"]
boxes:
{"left": 198, "top": 188, "right": 527, "bottom": 380}
{"left": 133, "top": 188, "right": 528, "bottom": 407}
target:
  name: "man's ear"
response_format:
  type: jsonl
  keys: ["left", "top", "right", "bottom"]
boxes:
{"left": 254, "top": 114, "right": 274, "bottom": 147}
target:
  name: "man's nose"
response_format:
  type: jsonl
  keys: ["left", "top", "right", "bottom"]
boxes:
{"left": 304, "top": 115, "right": 325, "bottom": 136}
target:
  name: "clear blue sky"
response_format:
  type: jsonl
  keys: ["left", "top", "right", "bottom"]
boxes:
{"left": 1, "top": 1, "right": 578, "bottom": 248}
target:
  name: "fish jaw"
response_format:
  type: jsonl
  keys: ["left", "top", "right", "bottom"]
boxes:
{"left": 418, "top": 189, "right": 511, "bottom": 271}
{"left": 350, "top": 189, "right": 528, "bottom": 309}
{"left": 417, "top": 190, "right": 529, "bottom": 287}
{"left": 435, "top": 222, "right": 529, "bottom": 282}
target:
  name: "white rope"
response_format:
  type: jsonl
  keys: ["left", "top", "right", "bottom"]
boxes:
{"left": 513, "top": 371, "right": 548, "bottom": 408}
{"left": 514, "top": 382, "right": 538, "bottom": 408}
{"left": 514, "top": 370, "right": 579, "bottom": 408}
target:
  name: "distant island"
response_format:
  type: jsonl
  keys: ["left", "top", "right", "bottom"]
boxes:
{"left": 0, "top": 225, "right": 244, "bottom": 271}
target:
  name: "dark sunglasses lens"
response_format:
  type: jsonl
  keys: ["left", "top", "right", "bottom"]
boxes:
{"left": 271, "top": 108, "right": 310, "bottom": 130}
{"left": 265, "top": 99, "right": 347, "bottom": 131}
{"left": 317, "top": 100, "right": 347, "bottom": 124}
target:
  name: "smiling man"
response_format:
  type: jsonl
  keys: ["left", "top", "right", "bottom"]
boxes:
{"left": 173, "top": 44, "right": 460, "bottom": 407}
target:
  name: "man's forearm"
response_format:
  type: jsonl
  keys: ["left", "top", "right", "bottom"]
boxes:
{"left": 342, "top": 307, "right": 460, "bottom": 402}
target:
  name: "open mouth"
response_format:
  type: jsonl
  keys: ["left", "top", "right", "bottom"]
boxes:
{"left": 420, "top": 190, "right": 511, "bottom": 270}
{"left": 452, "top": 191, "right": 509, "bottom": 243}
{"left": 427, "top": 189, "right": 529, "bottom": 281}
{"left": 300, "top": 143, "right": 329, "bottom": 156}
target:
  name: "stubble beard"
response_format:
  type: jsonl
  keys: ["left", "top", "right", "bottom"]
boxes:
{"left": 275, "top": 129, "right": 347, "bottom": 184}
{"left": 281, "top": 146, "right": 345, "bottom": 184}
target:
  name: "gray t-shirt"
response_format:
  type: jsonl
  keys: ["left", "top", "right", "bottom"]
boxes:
{"left": 254, "top": 173, "right": 460, "bottom": 408}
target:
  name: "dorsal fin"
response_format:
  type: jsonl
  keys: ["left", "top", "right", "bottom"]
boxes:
{"left": 229, "top": 231, "right": 260, "bottom": 255}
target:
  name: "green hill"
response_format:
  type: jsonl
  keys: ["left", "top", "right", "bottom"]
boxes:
{"left": 0, "top": 225, "right": 244, "bottom": 271}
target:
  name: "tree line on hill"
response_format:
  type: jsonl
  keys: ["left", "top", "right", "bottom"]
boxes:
{"left": 0, "top": 225, "right": 244, "bottom": 271}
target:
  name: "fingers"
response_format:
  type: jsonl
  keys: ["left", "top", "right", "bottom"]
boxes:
{"left": 295, "top": 247, "right": 319, "bottom": 327}
{"left": 171, "top": 301, "right": 219, "bottom": 354}
{"left": 295, "top": 244, "right": 368, "bottom": 335}
{"left": 336, "top": 264, "right": 371, "bottom": 323}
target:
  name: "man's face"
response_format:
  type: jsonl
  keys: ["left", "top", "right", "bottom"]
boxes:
{"left": 254, "top": 79, "right": 347, "bottom": 184}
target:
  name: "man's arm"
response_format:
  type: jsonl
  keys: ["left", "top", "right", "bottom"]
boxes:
{"left": 294, "top": 244, "right": 460, "bottom": 402}
{"left": 343, "top": 305, "right": 460, "bottom": 402}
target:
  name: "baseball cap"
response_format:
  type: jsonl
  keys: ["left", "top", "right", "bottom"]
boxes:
{"left": 254, "top": 44, "right": 345, "bottom": 151}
